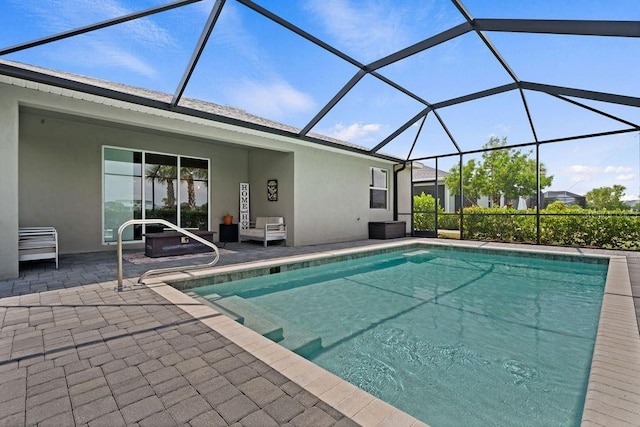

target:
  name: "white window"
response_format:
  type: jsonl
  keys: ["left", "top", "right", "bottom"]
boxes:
{"left": 103, "top": 147, "right": 209, "bottom": 244}
{"left": 370, "top": 167, "right": 388, "bottom": 209}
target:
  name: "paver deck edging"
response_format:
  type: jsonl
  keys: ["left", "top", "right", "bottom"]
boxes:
{"left": 143, "top": 241, "right": 639, "bottom": 426}
{"left": 581, "top": 255, "right": 640, "bottom": 426}
{"left": 145, "top": 279, "right": 427, "bottom": 427}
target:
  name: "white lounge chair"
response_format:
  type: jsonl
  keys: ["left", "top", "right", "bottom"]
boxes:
{"left": 239, "top": 216, "right": 287, "bottom": 248}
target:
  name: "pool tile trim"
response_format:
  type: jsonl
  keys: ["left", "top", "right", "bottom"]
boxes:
{"left": 143, "top": 239, "right": 639, "bottom": 426}
{"left": 161, "top": 239, "right": 610, "bottom": 293}
{"left": 147, "top": 279, "right": 427, "bottom": 427}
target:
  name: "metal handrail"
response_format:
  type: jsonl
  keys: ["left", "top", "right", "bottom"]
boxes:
{"left": 116, "top": 219, "right": 220, "bottom": 291}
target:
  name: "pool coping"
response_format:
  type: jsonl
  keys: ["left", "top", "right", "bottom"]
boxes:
{"left": 141, "top": 239, "right": 639, "bottom": 426}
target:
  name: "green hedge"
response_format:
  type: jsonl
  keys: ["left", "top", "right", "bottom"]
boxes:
{"left": 456, "top": 206, "right": 640, "bottom": 251}
{"left": 145, "top": 208, "right": 208, "bottom": 229}
{"left": 413, "top": 193, "right": 461, "bottom": 231}
{"left": 462, "top": 207, "right": 537, "bottom": 243}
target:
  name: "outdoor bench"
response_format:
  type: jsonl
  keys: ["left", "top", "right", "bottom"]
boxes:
{"left": 19, "top": 227, "right": 59, "bottom": 268}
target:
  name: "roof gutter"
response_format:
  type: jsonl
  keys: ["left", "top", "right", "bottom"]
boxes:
{"left": 0, "top": 62, "right": 403, "bottom": 163}
{"left": 393, "top": 161, "right": 408, "bottom": 221}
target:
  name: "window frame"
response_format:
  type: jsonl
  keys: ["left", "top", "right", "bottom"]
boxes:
{"left": 369, "top": 166, "right": 389, "bottom": 210}
{"left": 102, "top": 146, "right": 210, "bottom": 245}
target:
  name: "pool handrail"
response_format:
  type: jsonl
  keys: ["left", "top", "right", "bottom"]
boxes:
{"left": 116, "top": 219, "right": 220, "bottom": 291}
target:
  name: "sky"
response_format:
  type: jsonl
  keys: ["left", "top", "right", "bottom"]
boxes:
{"left": 1, "top": 0, "right": 639, "bottom": 199}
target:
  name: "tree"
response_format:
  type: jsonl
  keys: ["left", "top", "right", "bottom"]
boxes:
{"left": 442, "top": 158, "right": 487, "bottom": 206}
{"left": 180, "top": 167, "right": 208, "bottom": 210}
{"left": 585, "top": 185, "right": 628, "bottom": 210}
{"left": 444, "top": 137, "right": 553, "bottom": 207}
{"left": 146, "top": 165, "right": 176, "bottom": 208}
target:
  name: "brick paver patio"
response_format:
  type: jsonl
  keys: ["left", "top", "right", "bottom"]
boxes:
{"left": 0, "top": 280, "right": 359, "bottom": 426}
{"left": 1, "top": 239, "right": 411, "bottom": 427}
{"left": 1, "top": 238, "right": 639, "bottom": 426}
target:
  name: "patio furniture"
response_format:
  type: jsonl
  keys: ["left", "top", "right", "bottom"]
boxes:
{"left": 239, "top": 216, "right": 287, "bottom": 247}
{"left": 145, "top": 230, "right": 215, "bottom": 257}
{"left": 368, "top": 221, "right": 406, "bottom": 239}
{"left": 18, "top": 227, "right": 59, "bottom": 268}
{"left": 219, "top": 223, "right": 239, "bottom": 243}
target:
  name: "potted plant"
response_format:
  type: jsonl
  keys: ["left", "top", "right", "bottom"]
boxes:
{"left": 222, "top": 211, "right": 233, "bottom": 225}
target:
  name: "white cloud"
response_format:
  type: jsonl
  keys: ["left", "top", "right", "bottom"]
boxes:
{"left": 226, "top": 79, "right": 316, "bottom": 121}
{"left": 330, "top": 122, "right": 382, "bottom": 142}
{"left": 20, "top": 0, "right": 174, "bottom": 46}
{"left": 604, "top": 166, "right": 633, "bottom": 174}
{"left": 566, "top": 165, "right": 599, "bottom": 174}
{"left": 207, "top": 2, "right": 287, "bottom": 81}
{"left": 209, "top": 2, "right": 260, "bottom": 62}
{"left": 616, "top": 174, "right": 635, "bottom": 181}
{"left": 120, "top": 16, "right": 175, "bottom": 47}
{"left": 486, "top": 124, "right": 512, "bottom": 139}
{"left": 494, "top": 123, "right": 511, "bottom": 134}
{"left": 85, "top": 41, "right": 158, "bottom": 78}
{"left": 566, "top": 165, "right": 634, "bottom": 176}
{"left": 305, "top": 0, "right": 412, "bottom": 61}
{"left": 15, "top": 0, "right": 175, "bottom": 77}
{"left": 560, "top": 164, "right": 638, "bottom": 193}
{"left": 195, "top": 0, "right": 218, "bottom": 16}
{"left": 569, "top": 174, "right": 588, "bottom": 183}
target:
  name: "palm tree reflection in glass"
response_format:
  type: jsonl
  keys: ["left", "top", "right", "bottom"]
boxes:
{"left": 145, "top": 162, "right": 208, "bottom": 228}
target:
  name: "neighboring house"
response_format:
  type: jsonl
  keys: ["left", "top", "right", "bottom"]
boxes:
{"left": 0, "top": 61, "right": 403, "bottom": 279}
{"left": 542, "top": 191, "right": 586, "bottom": 208}
{"left": 408, "top": 163, "right": 518, "bottom": 212}
{"left": 624, "top": 198, "right": 639, "bottom": 210}
{"left": 410, "top": 164, "right": 511, "bottom": 212}
{"left": 410, "top": 163, "right": 452, "bottom": 211}
{"left": 410, "top": 164, "right": 521, "bottom": 211}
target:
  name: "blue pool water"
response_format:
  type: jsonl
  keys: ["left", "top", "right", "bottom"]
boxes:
{"left": 192, "top": 247, "right": 608, "bottom": 426}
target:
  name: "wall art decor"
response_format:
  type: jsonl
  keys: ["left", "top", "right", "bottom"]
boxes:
{"left": 267, "top": 179, "right": 278, "bottom": 201}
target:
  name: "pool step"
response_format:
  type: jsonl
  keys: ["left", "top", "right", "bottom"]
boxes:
{"left": 201, "top": 292, "right": 222, "bottom": 302}
{"left": 213, "top": 296, "right": 322, "bottom": 357}
{"left": 185, "top": 292, "right": 244, "bottom": 323}
{"left": 194, "top": 294, "right": 281, "bottom": 343}
{"left": 404, "top": 250, "right": 436, "bottom": 263}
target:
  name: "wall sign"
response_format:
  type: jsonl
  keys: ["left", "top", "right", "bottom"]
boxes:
{"left": 240, "top": 182, "right": 250, "bottom": 230}
{"left": 267, "top": 179, "right": 278, "bottom": 202}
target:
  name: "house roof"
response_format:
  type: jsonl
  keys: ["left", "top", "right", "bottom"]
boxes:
{"left": 543, "top": 190, "right": 586, "bottom": 199}
{"left": 0, "top": 59, "right": 397, "bottom": 160}
{"left": 411, "top": 164, "right": 449, "bottom": 182}
{"left": 1, "top": 1, "right": 638, "bottom": 162}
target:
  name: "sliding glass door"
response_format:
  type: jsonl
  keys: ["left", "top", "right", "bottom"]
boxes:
{"left": 103, "top": 147, "right": 210, "bottom": 243}
{"left": 180, "top": 157, "right": 209, "bottom": 229}
{"left": 145, "top": 153, "right": 178, "bottom": 227}
{"left": 103, "top": 148, "right": 142, "bottom": 242}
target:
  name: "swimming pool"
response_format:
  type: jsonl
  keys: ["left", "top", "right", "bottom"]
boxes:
{"left": 190, "top": 246, "right": 608, "bottom": 426}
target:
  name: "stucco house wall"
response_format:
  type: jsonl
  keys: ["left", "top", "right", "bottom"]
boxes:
{"left": 247, "top": 149, "right": 295, "bottom": 242}
{"left": 0, "top": 92, "right": 19, "bottom": 279}
{"left": 18, "top": 109, "right": 249, "bottom": 254}
{"left": 247, "top": 145, "right": 395, "bottom": 246}
{"left": 293, "top": 147, "right": 393, "bottom": 246}
{"left": 0, "top": 74, "right": 398, "bottom": 278}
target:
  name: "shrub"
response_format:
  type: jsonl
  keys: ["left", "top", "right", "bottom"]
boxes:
{"left": 438, "top": 213, "right": 460, "bottom": 231}
{"left": 458, "top": 204, "right": 639, "bottom": 250}
{"left": 413, "top": 193, "right": 441, "bottom": 231}
{"left": 462, "top": 207, "right": 536, "bottom": 243}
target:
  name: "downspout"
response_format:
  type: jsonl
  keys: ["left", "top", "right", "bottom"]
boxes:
{"left": 393, "top": 161, "right": 408, "bottom": 221}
